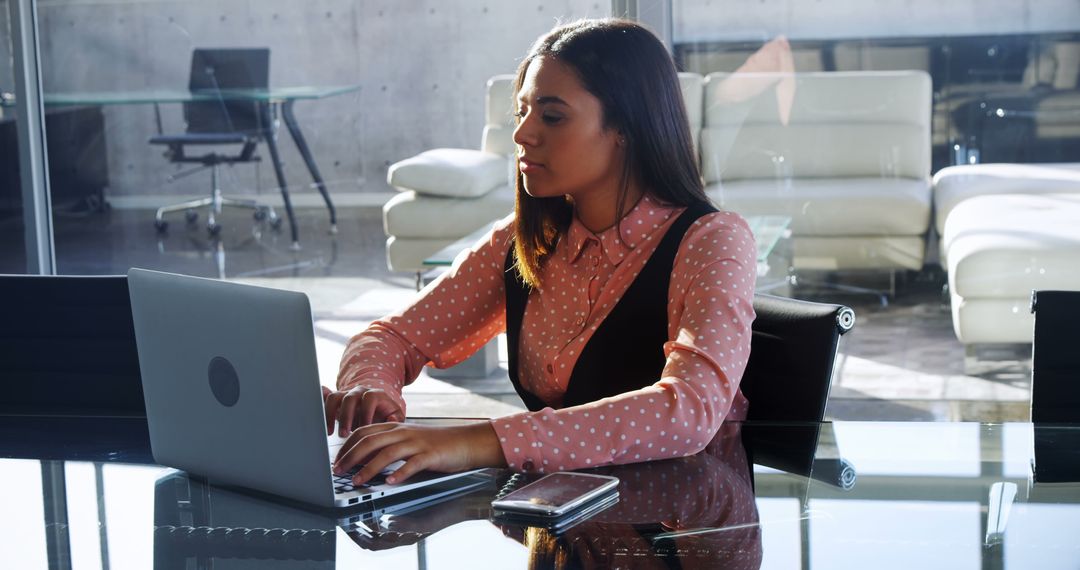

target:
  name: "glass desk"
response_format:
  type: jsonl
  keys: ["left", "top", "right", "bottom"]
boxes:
{"left": 2, "top": 85, "right": 361, "bottom": 248}
{"left": 3, "top": 417, "right": 1079, "bottom": 569}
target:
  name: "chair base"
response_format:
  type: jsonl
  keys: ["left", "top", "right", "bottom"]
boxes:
{"left": 153, "top": 164, "right": 281, "bottom": 238}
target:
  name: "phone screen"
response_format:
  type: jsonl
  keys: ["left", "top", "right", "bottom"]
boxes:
{"left": 498, "top": 473, "right": 616, "bottom": 510}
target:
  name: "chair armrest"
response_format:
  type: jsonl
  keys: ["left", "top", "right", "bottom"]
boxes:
{"left": 387, "top": 148, "right": 508, "bottom": 198}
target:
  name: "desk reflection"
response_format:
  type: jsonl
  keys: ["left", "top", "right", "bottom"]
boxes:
{"left": 492, "top": 423, "right": 763, "bottom": 569}
{"left": 149, "top": 424, "right": 761, "bottom": 569}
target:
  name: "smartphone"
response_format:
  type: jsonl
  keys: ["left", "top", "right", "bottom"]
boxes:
{"left": 490, "top": 472, "right": 619, "bottom": 517}
{"left": 492, "top": 491, "right": 620, "bottom": 534}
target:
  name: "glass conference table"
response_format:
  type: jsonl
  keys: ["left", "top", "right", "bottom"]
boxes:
{"left": 3, "top": 85, "right": 361, "bottom": 248}
{"left": 2, "top": 416, "right": 1079, "bottom": 569}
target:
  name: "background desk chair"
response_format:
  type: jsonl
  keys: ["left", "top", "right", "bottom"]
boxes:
{"left": 150, "top": 48, "right": 281, "bottom": 236}
{"left": 1030, "top": 290, "right": 1080, "bottom": 423}
{"left": 741, "top": 294, "right": 856, "bottom": 486}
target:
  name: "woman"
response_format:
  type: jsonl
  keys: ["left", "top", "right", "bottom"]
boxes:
{"left": 327, "top": 18, "right": 756, "bottom": 486}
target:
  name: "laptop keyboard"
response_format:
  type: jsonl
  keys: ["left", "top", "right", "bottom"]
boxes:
{"left": 332, "top": 465, "right": 391, "bottom": 494}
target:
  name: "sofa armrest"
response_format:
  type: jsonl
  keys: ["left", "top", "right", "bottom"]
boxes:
{"left": 387, "top": 148, "right": 508, "bottom": 198}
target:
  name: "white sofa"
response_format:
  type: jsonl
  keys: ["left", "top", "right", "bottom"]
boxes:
{"left": 383, "top": 71, "right": 934, "bottom": 275}
{"left": 934, "top": 163, "right": 1080, "bottom": 345}
{"left": 382, "top": 75, "right": 518, "bottom": 272}
{"left": 702, "top": 71, "right": 933, "bottom": 271}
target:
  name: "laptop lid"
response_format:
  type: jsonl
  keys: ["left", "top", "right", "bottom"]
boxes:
{"left": 128, "top": 268, "right": 337, "bottom": 507}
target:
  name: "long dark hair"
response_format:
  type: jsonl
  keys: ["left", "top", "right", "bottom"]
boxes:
{"left": 512, "top": 18, "right": 710, "bottom": 287}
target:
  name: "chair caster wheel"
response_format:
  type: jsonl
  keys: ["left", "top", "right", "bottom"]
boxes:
{"left": 208, "top": 223, "right": 222, "bottom": 236}
{"left": 185, "top": 209, "right": 199, "bottom": 224}
{"left": 270, "top": 217, "right": 283, "bottom": 230}
{"left": 154, "top": 219, "right": 169, "bottom": 233}
{"left": 253, "top": 209, "right": 268, "bottom": 222}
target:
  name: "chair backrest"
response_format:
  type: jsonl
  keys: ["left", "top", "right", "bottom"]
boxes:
{"left": 184, "top": 48, "right": 270, "bottom": 135}
{"left": 1030, "top": 290, "right": 1080, "bottom": 422}
{"left": 0, "top": 275, "right": 145, "bottom": 417}
{"left": 700, "top": 70, "right": 931, "bottom": 184}
{"left": 739, "top": 294, "right": 854, "bottom": 484}
{"left": 743, "top": 293, "right": 855, "bottom": 422}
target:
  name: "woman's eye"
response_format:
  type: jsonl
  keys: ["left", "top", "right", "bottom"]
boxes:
{"left": 541, "top": 114, "right": 562, "bottom": 124}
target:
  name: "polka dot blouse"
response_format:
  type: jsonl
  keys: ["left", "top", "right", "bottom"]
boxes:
{"left": 338, "top": 194, "right": 757, "bottom": 473}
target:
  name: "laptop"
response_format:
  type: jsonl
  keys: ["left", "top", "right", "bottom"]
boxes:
{"left": 127, "top": 268, "right": 486, "bottom": 509}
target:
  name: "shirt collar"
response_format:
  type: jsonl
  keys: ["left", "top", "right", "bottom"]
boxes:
{"left": 564, "top": 194, "right": 678, "bottom": 267}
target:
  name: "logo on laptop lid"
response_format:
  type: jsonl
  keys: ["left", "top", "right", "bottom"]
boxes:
{"left": 207, "top": 356, "right": 240, "bottom": 407}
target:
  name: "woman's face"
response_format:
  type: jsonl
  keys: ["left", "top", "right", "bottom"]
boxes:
{"left": 513, "top": 56, "right": 624, "bottom": 202}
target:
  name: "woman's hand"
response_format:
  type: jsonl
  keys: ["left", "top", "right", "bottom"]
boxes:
{"left": 322, "top": 386, "right": 405, "bottom": 437}
{"left": 332, "top": 422, "right": 506, "bottom": 485}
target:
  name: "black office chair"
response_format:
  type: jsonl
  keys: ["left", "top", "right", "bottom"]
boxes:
{"left": 1030, "top": 290, "right": 1080, "bottom": 423}
{"left": 150, "top": 48, "right": 281, "bottom": 236}
{"left": 743, "top": 293, "right": 855, "bottom": 422}
{"left": 741, "top": 293, "right": 856, "bottom": 483}
{"left": 0, "top": 275, "right": 145, "bottom": 417}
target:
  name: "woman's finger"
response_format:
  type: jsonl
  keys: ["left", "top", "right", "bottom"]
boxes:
{"left": 359, "top": 391, "right": 381, "bottom": 426}
{"left": 353, "top": 441, "right": 417, "bottom": 485}
{"left": 365, "top": 395, "right": 402, "bottom": 425}
{"left": 337, "top": 390, "right": 362, "bottom": 437}
{"left": 385, "top": 454, "right": 431, "bottom": 485}
{"left": 333, "top": 423, "right": 397, "bottom": 471}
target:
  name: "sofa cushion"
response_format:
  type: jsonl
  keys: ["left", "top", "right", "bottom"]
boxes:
{"left": 794, "top": 236, "right": 926, "bottom": 271}
{"left": 706, "top": 177, "right": 931, "bottom": 236}
{"left": 383, "top": 185, "right": 514, "bottom": 239}
{"left": 387, "top": 148, "right": 508, "bottom": 198}
{"left": 933, "top": 163, "right": 1080, "bottom": 234}
{"left": 944, "top": 193, "right": 1080, "bottom": 299}
{"left": 702, "top": 71, "right": 931, "bottom": 184}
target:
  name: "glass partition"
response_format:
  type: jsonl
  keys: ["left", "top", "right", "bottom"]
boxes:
{"left": 672, "top": 0, "right": 1080, "bottom": 407}
{"left": 34, "top": 0, "right": 608, "bottom": 303}
{"left": 1, "top": 0, "right": 28, "bottom": 273}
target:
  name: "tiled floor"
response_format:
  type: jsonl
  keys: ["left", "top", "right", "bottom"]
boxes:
{"left": 2, "top": 204, "right": 1033, "bottom": 421}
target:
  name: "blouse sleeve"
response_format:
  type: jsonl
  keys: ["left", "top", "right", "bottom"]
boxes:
{"left": 489, "top": 212, "right": 757, "bottom": 472}
{"left": 336, "top": 215, "right": 515, "bottom": 412}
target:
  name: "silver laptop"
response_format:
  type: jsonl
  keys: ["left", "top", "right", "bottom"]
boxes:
{"left": 127, "top": 268, "right": 485, "bottom": 509}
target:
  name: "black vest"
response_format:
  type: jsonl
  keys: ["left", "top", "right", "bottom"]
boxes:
{"left": 504, "top": 202, "right": 717, "bottom": 411}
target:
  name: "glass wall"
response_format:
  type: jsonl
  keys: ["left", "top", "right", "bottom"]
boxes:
{"left": 29, "top": 0, "right": 607, "bottom": 289}
{"left": 1, "top": 0, "right": 27, "bottom": 274}
{"left": 672, "top": 0, "right": 1080, "bottom": 398}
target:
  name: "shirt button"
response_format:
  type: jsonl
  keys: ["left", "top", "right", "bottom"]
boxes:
{"left": 546, "top": 363, "right": 554, "bottom": 374}
{"left": 591, "top": 256, "right": 600, "bottom": 267}
{"left": 522, "top": 460, "right": 535, "bottom": 472}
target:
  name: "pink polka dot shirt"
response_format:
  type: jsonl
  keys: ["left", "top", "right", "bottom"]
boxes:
{"left": 338, "top": 194, "right": 757, "bottom": 473}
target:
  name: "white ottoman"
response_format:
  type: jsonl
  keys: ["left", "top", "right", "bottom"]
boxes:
{"left": 942, "top": 193, "right": 1080, "bottom": 345}
{"left": 933, "top": 163, "right": 1080, "bottom": 259}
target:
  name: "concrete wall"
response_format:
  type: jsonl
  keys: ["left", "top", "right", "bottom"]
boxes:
{"left": 674, "top": 0, "right": 1080, "bottom": 43}
{"left": 10, "top": 1, "right": 1079, "bottom": 200}
{"left": 30, "top": 0, "right": 607, "bottom": 200}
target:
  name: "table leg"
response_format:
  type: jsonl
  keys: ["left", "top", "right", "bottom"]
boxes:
{"left": 263, "top": 121, "right": 300, "bottom": 250}
{"left": 282, "top": 99, "right": 338, "bottom": 234}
